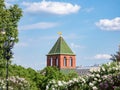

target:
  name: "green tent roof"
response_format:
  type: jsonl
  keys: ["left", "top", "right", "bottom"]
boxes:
{"left": 47, "top": 36, "right": 75, "bottom": 55}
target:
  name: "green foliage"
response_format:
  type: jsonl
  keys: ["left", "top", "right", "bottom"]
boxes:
{"left": 38, "top": 66, "right": 78, "bottom": 90}
{"left": 0, "top": 1, "right": 23, "bottom": 89}
{"left": 9, "top": 64, "right": 40, "bottom": 90}
{"left": 0, "top": 0, "right": 22, "bottom": 61}
{"left": 110, "top": 47, "right": 120, "bottom": 62}
{"left": 0, "top": 63, "right": 39, "bottom": 90}
{"left": 43, "top": 66, "right": 71, "bottom": 80}
{"left": 39, "top": 66, "right": 65, "bottom": 89}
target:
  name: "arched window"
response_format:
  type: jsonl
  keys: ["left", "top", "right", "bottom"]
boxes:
{"left": 64, "top": 57, "right": 67, "bottom": 66}
{"left": 50, "top": 57, "right": 53, "bottom": 66}
{"left": 70, "top": 57, "right": 73, "bottom": 66}
{"left": 56, "top": 57, "right": 58, "bottom": 66}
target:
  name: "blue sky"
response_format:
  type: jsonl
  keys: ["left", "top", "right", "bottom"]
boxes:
{"left": 5, "top": 0, "right": 120, "bottom": 70}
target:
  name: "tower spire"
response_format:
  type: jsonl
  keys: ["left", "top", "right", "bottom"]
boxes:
{"left": 47, "top": 34, "right": 76, "bottom": 69}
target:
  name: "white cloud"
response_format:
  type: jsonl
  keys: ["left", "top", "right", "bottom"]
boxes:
{"left": 15, "top": 42, "right": 28, "bottom": 47}
{"left": 5, "top": 0, "right": 18, "bottom": 2}
{"left": 83, "top": 7, "right": 94, "bottom": 13}
{"left": 19, "top": 22, "right": 58, "bottom": 30}
{"left": 5, "top": 2, "right": 13, "bottom": 8}
{"left": 70, "top": 43, "right": 85, "bottom": 49}
{"left": 22, "top": 1, "right": 80, "bottom": 15}
{"left": 5, "top": 0, "right": 20, "bottom": 8}
{"left": 94, "top": 54, "right": 112, "bottom": 60}
{"left": 95, "top": 17, "right": 120, "bottom": 31}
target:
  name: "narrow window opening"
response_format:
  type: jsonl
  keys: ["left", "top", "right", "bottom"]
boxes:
{"left": 50, "top": 57, "right": 53, "bottom": 66}
{"left": 56, "top": 57, "right": 58, "bottom": 66}
{"left": 64, "top": 57, "right": 67, "bottom": 66}
{"left": 70, "top": 57, "right": 73, "bottom": 66}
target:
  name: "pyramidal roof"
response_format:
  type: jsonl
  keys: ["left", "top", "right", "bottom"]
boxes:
{"left": 47, "top": 36, "right": 75, "bottom": 55}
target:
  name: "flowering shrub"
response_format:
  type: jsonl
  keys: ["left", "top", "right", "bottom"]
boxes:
{"left": 0, "top": 78, "right": 6, "bottom": 89}
{"left": 88, "top": 62, "right": 120, "bottom": 90}
{"left": 46, "top": 75, "right": 93, "bottom": 90}
{"left": 0, "top": 76, "right": 30, "bottom": 90}
{"left": 46, "top": 62, "right": 120, "bottom": 90}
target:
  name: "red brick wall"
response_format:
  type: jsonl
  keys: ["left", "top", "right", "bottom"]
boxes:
{"left": 47, "top": 54, "right": 76, "bottom": 69}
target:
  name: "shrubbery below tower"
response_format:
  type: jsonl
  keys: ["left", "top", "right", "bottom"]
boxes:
{"left": 47, "top": 34, "right": 76, "bottom": 69}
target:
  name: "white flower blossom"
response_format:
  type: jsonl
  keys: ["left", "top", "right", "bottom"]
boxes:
{"left": 89, "top": 82, "right": 94, "bottom": 87}
{"left": 52, "top": 79, "right": 56, "bottom": 84}
{"left": 52, "top": 87, "right": 55, "bottom": 90}
{"left": 93, "top": 86, "right": 98, "bottom": 90}
{"left": 116, "top": 67, "right": 119, "bottom": 70}
{"left": 89, "top": 74, "right": 94, "bottom": 77}
{"left": 81, "top": 78, "right": 86, "bottom": 83}
{"left": 103, "top": 75, "right": 108, "bottom": 79}
{"left": 92, "top": 81, "right": 96, "bottom": 84}
{"left": 0, "top": 76, "right": 29, "bottom": 89}
{"left": 54, "top": 84, "right": 58, "bottom": 87}
{"left": 108, "top": 68, "right": 112, "bottom": 72}
{"left": 98, "top": 79, "right": 101, "bottom": 82}
{"left": 62, "top": 81, "right": 67, "bottom": 85}
{"left": 101, "top": 67, "right": 105, "bottom": 71}
{"left": 46, "top": 85, "right": 49, "bottom": 90}
{"left": 69, "top": 80, "right": 73, "bottom": 83}
{"left": 96, "top": 74, "right": 100, "bottom": 78}
{"left": 112, "top": 67, "right": 116, "bottom": 70}
{"left": 73, "top": 78, "right": 78, "bottom": 82}
{"left": 58, "top": 81, "right": 63, "bottom": 86}
{"left": 97, "top": 68, "right": 101, "bottom": 72}
{"left": 94, "top": 78, "right": 97, "bottom": 81}
{"left": 106, "top": 62, "right": 111, "bottom": 66}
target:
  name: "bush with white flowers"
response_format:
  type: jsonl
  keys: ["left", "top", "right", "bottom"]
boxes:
{"left": 46, "top": 61, "right": 120, "bottom": 90}
{"left": 0, "top": 78, "right": 6, "bottom": 89}
{"left": 88, "top": 62, "right": 120, "bottom": 90}
{"left": 0, "top": 76, "right": 30, "bottom": 90}
{"left": 46, "top": 76, "right": 90, "bottom": 90}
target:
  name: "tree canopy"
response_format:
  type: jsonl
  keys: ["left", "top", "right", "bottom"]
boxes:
{"left": 0, "top": 0, "right": 22, "bottom": 61}
{"left": 110, "top": 46, "right": 120, "bottom": 62}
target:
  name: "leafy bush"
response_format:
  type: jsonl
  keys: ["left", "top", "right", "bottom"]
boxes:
{"left": 39, "top": 66, "right": 78, "bottom": 90}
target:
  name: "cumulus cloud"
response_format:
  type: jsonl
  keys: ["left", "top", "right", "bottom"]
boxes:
{"left": 5, "top": 0, "right": 18, "bottom": 2}
{"left": 19, "top": 22, "right": 58, "bottom": 30}
{"left": 70, "top": 43, "right": 84, "bottom": 49}
{"left": 95, "top": 17, "right": 120, "bottom": 31}
{"left": 5, "top": 1, "right": 13, "bottom": 8}
{"left": 15, "top": 42, "right": 28, "bottom": 47}
{"left": 22, "top": 1, "right": 80, "bottom": 15}
{"left": 5, "top": 0, "right": 20, "bottom": 8}
{"left": 83, "top": 7, "right": 94, "bottom": 13}
{"left": 94, "top": 54, "right": 112, "bottom": 60}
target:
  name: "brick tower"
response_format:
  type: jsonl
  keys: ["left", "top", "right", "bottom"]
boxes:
{"left": 47, "top": 34, "right": 76, "bottom": 69}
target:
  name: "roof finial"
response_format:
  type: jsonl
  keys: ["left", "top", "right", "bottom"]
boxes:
{"left": 57, "top": 32, "right": 62, "bottom": 37}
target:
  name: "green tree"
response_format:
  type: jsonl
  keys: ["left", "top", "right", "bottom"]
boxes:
{"left": 0, "top": 0, "right": 22, "bottom": 62}
{"left": 110, "top": 46, "right": 120, "bottom": 62}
